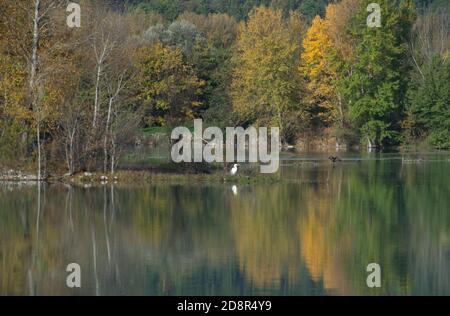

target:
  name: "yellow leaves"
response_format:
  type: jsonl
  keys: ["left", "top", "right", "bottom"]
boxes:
{"left": 302, "top": 3, "right": 360, "bottom": 127}
{"left": 232, "top": 7, "right": 303, "bottom": 131}
{"left": 324, "top": 0, "right": 358, "bottom": 62}
{"left": 300, "top": 15, "right": 338, "bottom": 126}
{"left": 0, "top": 54, "right": 29, "bottom": 122}
{"left": 1, "top": 0, "right": 85, "bottom": 136}
{"left": 134, "top": 43, "right": 204, "bottom": 125}
{"left": 301, "top": 16, "right": 334, "bottom": 78}
{"left": 299, "top": 0, "right": 359, "bottom": 128}
{"left": 155, "top": 99, "right": 169, "bottom": 111}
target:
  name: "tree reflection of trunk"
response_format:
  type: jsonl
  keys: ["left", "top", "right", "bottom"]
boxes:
{"left": 65, "top": 185, "right": 74, "bottom": 231}
{"left": 110, "top": 185, "right": 121, "bottom": 288}
{"left": 28, "top": 182, "right": 42, "bottom": 296}
{"left": 92, "top": 226, "right": 100, "bottom": 296}
{"left": 103, "top": 186, "right": 111, "bottom": 265}
{"left": 110, "top": 184, "right": 115, "bottom": 230}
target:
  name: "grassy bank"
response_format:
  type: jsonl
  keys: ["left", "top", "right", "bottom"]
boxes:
{"left": 56, "top": 167, "right": 281, "bottom": 187}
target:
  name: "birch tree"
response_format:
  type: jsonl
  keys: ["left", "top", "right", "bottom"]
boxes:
{"left": 22, "top": 0, "right": 67, "bottom": 179}
{"left": 92, "top": 31, "right": 115, "bottom": 128}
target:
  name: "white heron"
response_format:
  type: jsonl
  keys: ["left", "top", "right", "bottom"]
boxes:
{"left": 230, "top": 164, "right": 239, "bottom": 176}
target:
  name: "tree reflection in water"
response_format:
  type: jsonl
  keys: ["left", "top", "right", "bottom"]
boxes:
{"left": 0, "top": 157, "right": 449, "bottom": 295}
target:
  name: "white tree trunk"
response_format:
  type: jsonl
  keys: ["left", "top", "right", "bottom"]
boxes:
{"left": 36, "top": 121, "right": 42, "bottom": 179}
{"left": 93, "top": 64, "right": 102, "bottom": 127}
{"left": 92, "top": 37, "right": 113, "bottom": 128}
{"left": 31, "top": 0, "right": 41, "bottom": 181}
{"left": 110, "top": 137, "right": 116, "bottom": 175}
{"left": 367, "top": 137, "right": 375, "bottom": 152}
{"left": 104, "top": 74, "right": 125, "bottom": 174}
{"left": 103, "top": 96, "right": 114, "bottom": 172}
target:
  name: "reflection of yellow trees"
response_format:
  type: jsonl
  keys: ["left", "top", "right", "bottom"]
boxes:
{"left": 0, "top": 161, "right": 448, "bottom": 295}
{"left": 297, "top": 163, "right": 414, "bottom": 295}
{"left": 0, "top": 186, "right": 139, "bottom": 295}
{"left": 0, "top": 231, "right": 28, "bottom": 295}
{"left": 299, "top": 181, "right": 354, "bottom": 295}
{"left": 128, "top": 185, "right": 232, "bottom": 256}
{"left": 121, "top": 184, "right": 241, "bottom": 295}
{"left": 230, "top": 185, "right": 302, "bottom": 288}
{"left": 0, "top": 186, "right": 68, "bottom": 295}
{"left": 300, "top": 208, "right": 327, "bottom": 282}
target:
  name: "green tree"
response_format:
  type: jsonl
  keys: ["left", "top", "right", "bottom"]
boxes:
{"left": 407, "top": 55, "right": 450, "bottom": 149}
{"left": 133, "top": 0, "right": 181, "bottom": 20}
{"left": 127, "top": 0, "right": 332, "bottom": 21}
{"left": 341, "top": 0, "right": 417, "bottom": 148}
{"left": 178, "top": 12, "right": 239, "bottom": 126}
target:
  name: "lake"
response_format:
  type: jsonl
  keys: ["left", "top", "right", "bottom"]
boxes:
{"left": 0, "top": 152, "right": 449, "bottom": 296}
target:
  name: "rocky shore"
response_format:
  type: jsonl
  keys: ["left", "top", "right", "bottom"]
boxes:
{"left": 0, "top": 169, "right": 44, "bottom": 181}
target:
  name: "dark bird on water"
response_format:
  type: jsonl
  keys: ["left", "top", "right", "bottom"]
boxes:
{"left": 329, "top": 156, "right": 342, "bottom": 163}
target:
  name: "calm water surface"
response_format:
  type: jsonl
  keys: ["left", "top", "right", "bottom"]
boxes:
{"left": 0, "top": 153, "right": 449, "bottom": 295}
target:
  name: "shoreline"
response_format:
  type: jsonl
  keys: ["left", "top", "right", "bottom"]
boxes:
{"left": 0, "top": 169, "right": 282, "bottom": 186}
{"left": 2, "top": 151, "right": 448, "bottom": 186}
{"left": 61, "top": 170, "right": 282, "bottom": 186}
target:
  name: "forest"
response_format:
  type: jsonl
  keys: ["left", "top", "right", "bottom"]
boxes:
{"left": 0, "top": 0, "right": 449, "bottom": 177}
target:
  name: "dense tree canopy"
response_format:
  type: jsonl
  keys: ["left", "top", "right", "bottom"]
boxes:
{"left": 0, "top": 0, "right": 449, "bottom": 175}
{"left": 231, "top": 7, "right": 304, "bottom": 141}
{"left": 340, "top": 0, "right": 417, "bottom": 147}
{"left": 127, "top": 0, "right": 333, "bottom": 21}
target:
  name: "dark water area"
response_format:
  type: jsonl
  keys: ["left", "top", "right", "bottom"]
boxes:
{"left": 0, "top": 153, "right": 449, "bottom": 295}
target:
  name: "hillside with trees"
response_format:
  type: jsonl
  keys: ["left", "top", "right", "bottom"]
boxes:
{"left": 0, "top": 0, "right": 448, "bottom": 176}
